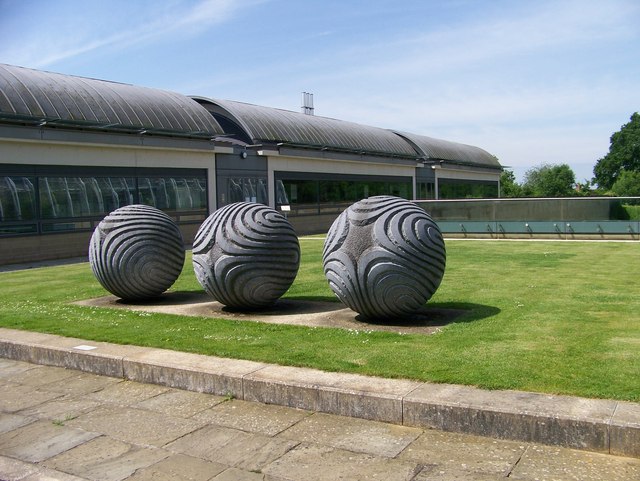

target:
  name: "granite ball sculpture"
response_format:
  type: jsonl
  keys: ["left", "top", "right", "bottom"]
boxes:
{"left": 192, "top": 202, "right": 300, "bottom": 308}
{"left": 323, "top": 196, "right": 446, "bottom": 320}
{"left": 89, "top": 204, "right": 185, "bottom": 301}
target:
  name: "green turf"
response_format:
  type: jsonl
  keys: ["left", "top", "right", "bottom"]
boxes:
{"left": 0, "top": 239, "right": 638, "bottom": 402}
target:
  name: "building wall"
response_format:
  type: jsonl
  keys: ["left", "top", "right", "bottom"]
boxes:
{"left": 0, "top": 127, "right": 218, "bottom": 265}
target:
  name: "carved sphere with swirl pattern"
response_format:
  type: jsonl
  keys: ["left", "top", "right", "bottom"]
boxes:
{"left": 89, "top": 204, "right": 185, "bottom": 301}
{"left": 192, "top": 202, "right": 300, "bottom": 308}
{"left": 323, "top": 196, "right": 446, "bottom": 320}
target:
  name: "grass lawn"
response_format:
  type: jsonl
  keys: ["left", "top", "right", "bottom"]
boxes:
{"left": 0, "top": 239, "right": 638, "bottom": 402}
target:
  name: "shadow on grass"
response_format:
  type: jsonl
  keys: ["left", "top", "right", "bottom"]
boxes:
{"left": 109, "top": 291, "right": 499, "bottom": 335}
{"left": 355, "top": 302, "right": 501, "bottom": 328}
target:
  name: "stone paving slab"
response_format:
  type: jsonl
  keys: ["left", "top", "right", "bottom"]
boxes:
{"left": 398, "top": 428, "right": 526, "bottom": 478}
{"left": 66, "top": 405, "right": 206, "bottom": 447}
{"left": 0, "top": 454, "right": 90, "bottom": 481}
{"left": 193, "top": 399, "right": 312, "bottom": 436}
{"left": 42, "top": 435, "right": 170, "bottom": 481}
{"left": 0, "top": 413, "right": 35, "bottom": 436}
{"left": 165, "top": 424, "right": 299, "bottom": 472}
{"left": 261, "top": 444, "right": 422, "bottom": 481}
{"left": 133, "top": 388, "right": 227, "bottom": 419}
{"left": 1, "top": 360, "right": 640, "bottom": 481}
{"left": 1, "top": 327, "right": 639, "bottom": 458}
{"left": 508, "top": 443, "right": 640, "bottom": 481}
{"left": 278, "top": 411, "right": 422, "bottom": 457}
{"left": 0, "top": 383, "right": 65, "bottom": 413}
{"left": 124, "top": 453, "right": 227, "bottom": 481}
{"left": 0, "top": 418, "right": 99, "bottom": 463}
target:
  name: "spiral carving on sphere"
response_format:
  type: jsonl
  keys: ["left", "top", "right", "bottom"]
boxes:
{"left": 323, "top": 196, "right": 446, "bottom": 320}
{"left": 192, "top": 202, "right": 300, "bottom": 308}
{"left": 89, "top": 204, "right": 185, "bottom": 301}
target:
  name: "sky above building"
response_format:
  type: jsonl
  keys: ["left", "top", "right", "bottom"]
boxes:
{"left": 1, "top": 0, "right": 639, "bottom": 184}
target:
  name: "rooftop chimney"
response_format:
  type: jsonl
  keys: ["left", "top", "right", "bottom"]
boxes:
{"left": 301, "top": 92, "right": 314, "bottom": 115}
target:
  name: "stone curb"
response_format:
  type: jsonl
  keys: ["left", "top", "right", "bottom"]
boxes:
{"left": 0, "top": 328, "right": 638, "bottom": 458}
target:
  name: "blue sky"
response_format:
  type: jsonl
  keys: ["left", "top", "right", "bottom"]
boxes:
{"left": 1, "top": 0, "right": 639, "bottom": 184}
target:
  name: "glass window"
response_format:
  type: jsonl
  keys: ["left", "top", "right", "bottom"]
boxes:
{"left": 223, "top": 177, "right": 267, "bottom": 206}
{"left": 39, "top": 177, "right": 71, "bottom": 218}
{"left": 82, "top": 177, "right": 105, "bottom": 215}
{"left": 439, "top": 180, "right": 499, "bottom": 199}
{"left": 96, "top": 177, "right": 135, "bottom": 213}
{"left": 0, "top": 176, "right": 36, "bottom": 221}
{"left": 1, "top": 167, "right": 208, "bottom": 237}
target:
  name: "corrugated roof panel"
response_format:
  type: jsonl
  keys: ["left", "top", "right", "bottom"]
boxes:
{"left": 0, "top": 63, "right": 223, "bottom": 137}
{"left": 208, "top": 98, "right": 419, "bottom": 157}
{"left": 394, "top": 131, "right": 500, "bottom": 169}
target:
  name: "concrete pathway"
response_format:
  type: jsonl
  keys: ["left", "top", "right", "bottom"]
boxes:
{"left": 1, "top": 358, "right": 639, "bottom": 481}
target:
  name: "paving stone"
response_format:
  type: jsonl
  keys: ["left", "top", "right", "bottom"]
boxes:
{"left": 262, "top": 443, "right": 421, "bottom": 481}
{"left": 397, "top": 428, "right": 526, "bottom": 477}
{"left": 411, "top": 464, "right": 506, "bottom": 481}
{"left": 509, "top": 444, "right": 640, "bottom": 481}
{"left": 279, "top": 412, "right": 422, "bottom": 457}
{"left": 0, "top": 419, "right": 99, "bottom": 462}
{"left": 66, "top": 405, "right": 205, "bottom": 447}
{"left": 4, "top": 364, "right": 77, "bottom": 387}
{"left": 36, "top": 371, "right": 123, "bottom": 395}
{"left": 0, "top": 456, "right": 89, "bottom": 481}
{"left": 194, "top": 399, "right": 311, "bottom": 436}
{"left": 116, "top": 453, "right": 226, "bottom": 481}
{"left": 0, "top": 384, "right": 63, "bottom": 413}
{"left": 166, "top": 424, "right": 299, "bottom": 471}
{"left": 134, "top": 388, "right": 227, "bottom": 418}
{"left": 0, "top": 454, "right": 39, "bottom": 480}
{"left": 212, "top": 467, "right": 267, "bottom": 481}
{"left": 0, "top": 359, "right": 44, "bottom": 380}
{"left": 23, "top": 467, "right": 91, "bottom": 481}
{"left": 0, "top": 413, "right": 35, "bottom": 434}
{"left": 43, "top": 435, "right": 169, "bottom": 481}
{"left": 16, "top": 393, "right": 102, "bottom": 421}
{"left": 86, "top": 380, "right": 170, "bottom": 406}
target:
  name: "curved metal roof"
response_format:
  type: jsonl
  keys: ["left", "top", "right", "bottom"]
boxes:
{"left": 194, "top": 97, "right": 419, "bottom": 158}
{"left": 0, "top": 63, "right": 223, "bottom": 138}
{"left": 393, "top": 131, "right": 501, "bottom": 169}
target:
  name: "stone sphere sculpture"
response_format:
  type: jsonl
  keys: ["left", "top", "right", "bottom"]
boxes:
{"left": 192, "top": 202, "right": 300, "bottom": 308}
{"left": 323, "top": 196, "right": 446, "bottom": 320}
{"left": 89, "top": 204, "right": 185, "bottom": 301}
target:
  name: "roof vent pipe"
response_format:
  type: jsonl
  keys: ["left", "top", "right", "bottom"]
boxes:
{"left": 301, "top": 92, "right": 314, "bottom": 115}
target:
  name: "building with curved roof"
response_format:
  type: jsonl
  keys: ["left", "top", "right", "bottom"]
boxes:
{"left": 0, "top": 63, "right": 223, "bottom": 137}
{"left": 194, "top": 96, "right": 502, "bottom": 227}
{"left": 0, "top": 63, "right": 501, "bottom": 264}
{"left": 195, "top": 97, "right": 418, "bottom": 158}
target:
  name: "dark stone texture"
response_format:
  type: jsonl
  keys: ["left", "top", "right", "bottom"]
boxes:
{"left": 89, "top": 205, "right": 185, "bottom": 301}
{"left": 323, "top": 196, "right": 446, "bottom": 320}
{"left": 192, "top": 202, "right": 300, "bottom": 308}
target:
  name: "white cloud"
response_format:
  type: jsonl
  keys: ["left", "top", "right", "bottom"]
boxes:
{"left": 0, "top": 0, "right": 264, "bottom": 69}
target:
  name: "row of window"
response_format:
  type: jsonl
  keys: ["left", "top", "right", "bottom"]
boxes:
{"left": 438, "top": 180, "right": 499, "bottom": 199}
{"left": 277, "top": 178, "right": 412, "bottom": 215}
{"left": 0, "top": 174, "right": 207, "bottom": 236}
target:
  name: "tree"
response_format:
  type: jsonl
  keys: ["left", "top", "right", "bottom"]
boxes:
{"left": 593, "top": 113, "right": 640, "bottom": 190}
{"left": 522, "top": 163, "right": 576, "bottom": 197}
{"left": 500, "top": 170, "right": 522, "bottom": 197}
{"left": 611, "top": 170, "right": 640, "bottom": 197}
